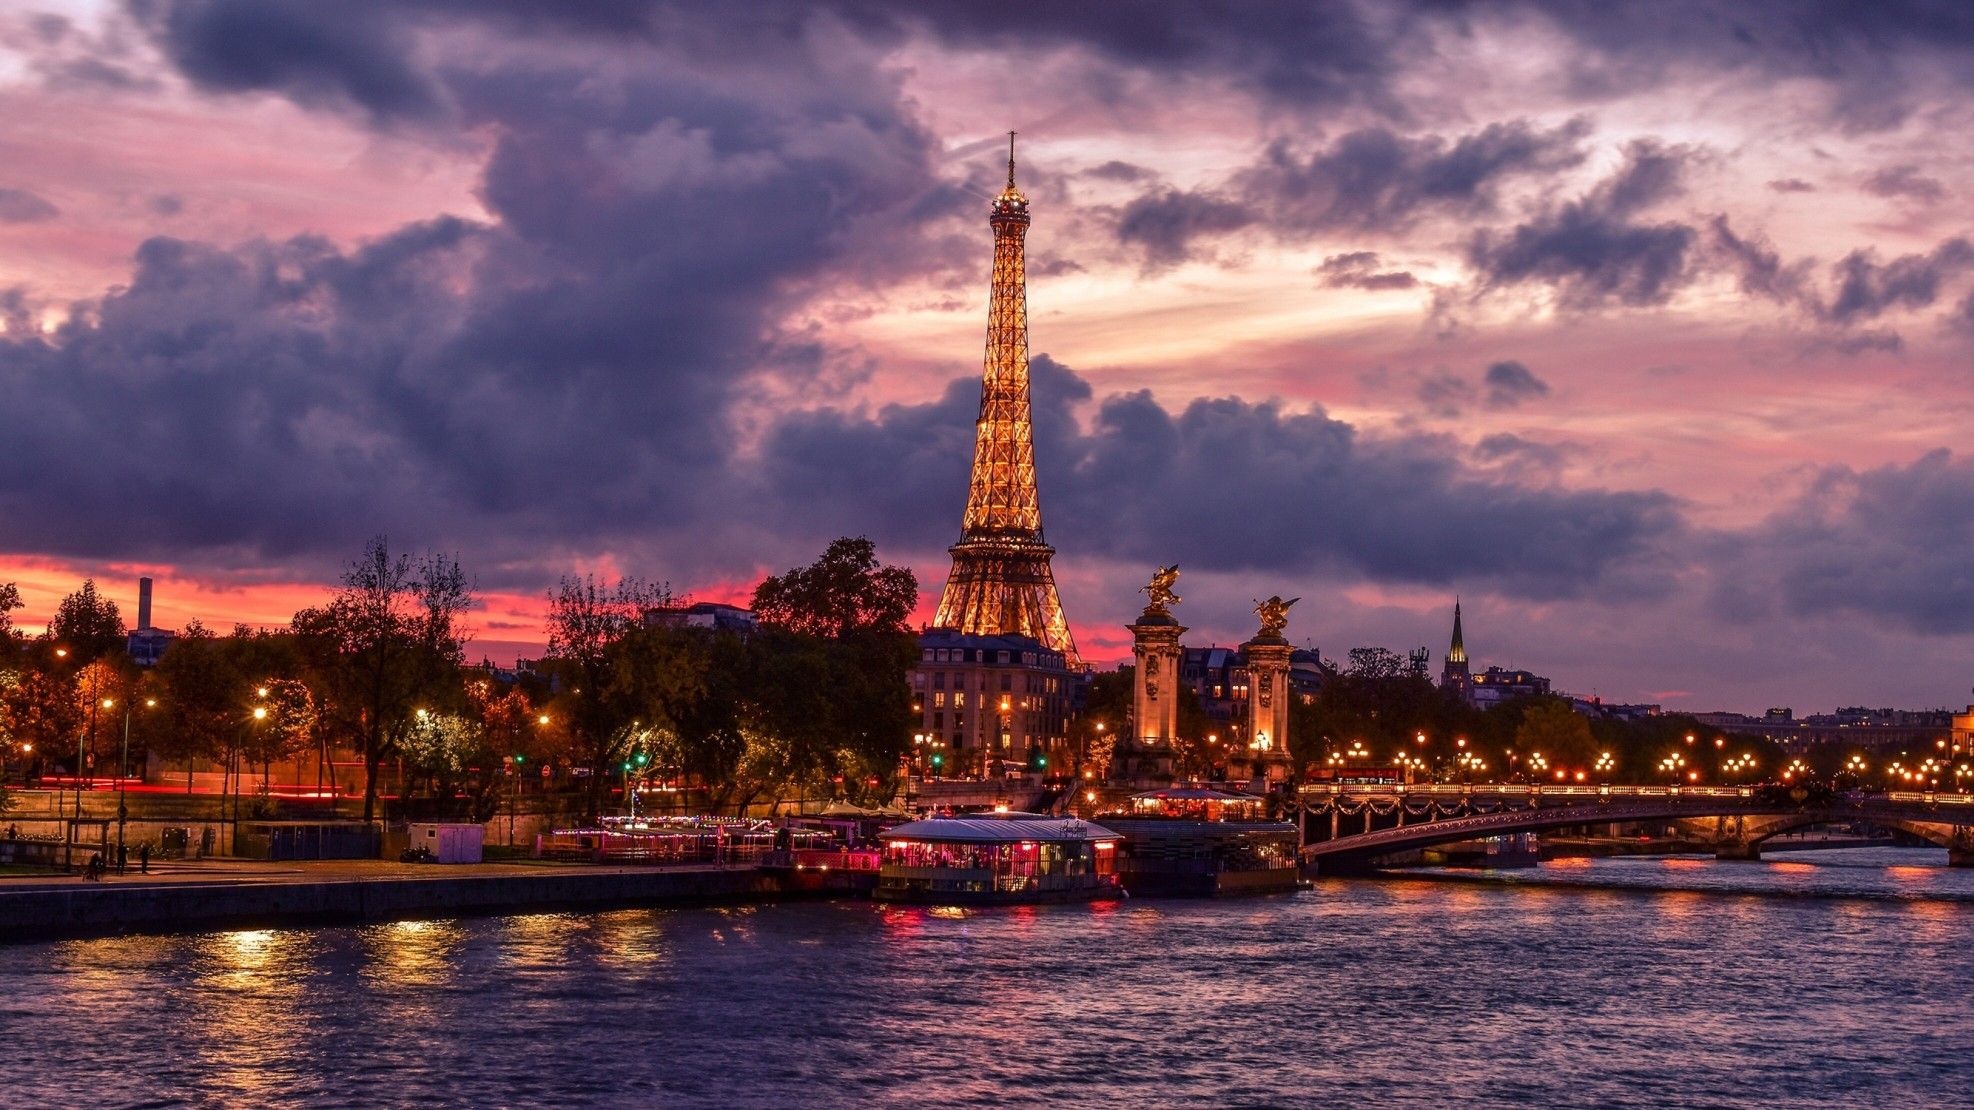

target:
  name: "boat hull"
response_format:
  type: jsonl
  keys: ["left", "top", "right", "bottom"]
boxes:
{"left": 872, "top": 884, "right": 1121, "bottom": 905}
{"left": 1103, "top": 818, "right": 1302, "bottom": 898}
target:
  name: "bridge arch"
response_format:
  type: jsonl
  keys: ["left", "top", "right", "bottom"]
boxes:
{"left": 1299, "top": 792, "right": 1974, "bottom": 870}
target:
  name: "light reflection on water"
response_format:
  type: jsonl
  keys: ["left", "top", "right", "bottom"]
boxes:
{"left": 0, "top": 847, "right": 1966, "bottom": 1108}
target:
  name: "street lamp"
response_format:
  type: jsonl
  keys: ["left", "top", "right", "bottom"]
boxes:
{"left": 112, "top": 696, "right": 157, "bottom": 872}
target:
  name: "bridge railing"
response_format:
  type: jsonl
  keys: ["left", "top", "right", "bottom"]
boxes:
{"left": 1299, "top": 783, "right": 1757, "bottom": 801}
{"left": 1884, "top": 791, "right": 1974, "bottom": 807}
{"left": 1298, "top": 782, "right": 1974, "bottom": 810}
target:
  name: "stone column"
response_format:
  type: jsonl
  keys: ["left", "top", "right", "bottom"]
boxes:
{"left": 1948, "top": 824, "right": 1974, "bottom": 868}
{"left": 1242, "top": 637, "right": 1293, "bottom": 787}
{"left": 1123, "top": 608, "right": 1184, "bottom": 784}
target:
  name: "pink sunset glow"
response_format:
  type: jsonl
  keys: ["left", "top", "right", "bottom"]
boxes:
{"left": 4, "top": 2, "right": 1974, "bottom": 710}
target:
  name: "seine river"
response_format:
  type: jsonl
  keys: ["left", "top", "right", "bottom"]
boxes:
{"left": 4, "top": 847, "right": 1971, "bottom": 1108}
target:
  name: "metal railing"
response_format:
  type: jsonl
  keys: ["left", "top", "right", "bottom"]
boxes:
{"left": 1301, "top": 782, "right": 1974, "bottom": 806}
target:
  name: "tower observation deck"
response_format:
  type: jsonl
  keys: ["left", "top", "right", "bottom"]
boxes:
{"left": 931, "top": 133, "right": 1078, "bottom": 663}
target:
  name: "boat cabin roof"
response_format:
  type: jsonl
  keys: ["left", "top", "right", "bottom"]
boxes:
{"left": 1131, "top": 787, "right": 1258, "bottom": 803}
{"left": 880, "top": 817, "right": 1120, "bottom": 844}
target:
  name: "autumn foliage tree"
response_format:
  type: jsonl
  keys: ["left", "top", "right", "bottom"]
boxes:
{"left": 293, "top": 539, "right": 470, "bottom": 822}
{"left": 540, "top": 575, "right": 700, "bottom": 820}
{"left": 749, "top": 537, "right": 917, "bottom": 805}
{"left": 750, "top": 537, "right": 915, "bottom": 639}
{"left": 48, "top": 579, "right": 126, "bottom": 662}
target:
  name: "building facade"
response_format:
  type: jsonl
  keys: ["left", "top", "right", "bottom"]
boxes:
{"left": 1469, "top": 666, "right": 1553, "bottom": 709}
{"left": 910, "top": 630, "right": 1074, "bottom": 777}
{"left": 1180, "top": 645, "right": 1324, "bottom": 734}
{"left": 643, "top": 601, "right": 758, "bottom": 634}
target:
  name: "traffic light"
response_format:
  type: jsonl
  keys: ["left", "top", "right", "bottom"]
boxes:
{"left": 513, "top": 754, "right": 525, "bottom": 764}
{"left": 930, "top": 753, "right": 944, "bottom": 768}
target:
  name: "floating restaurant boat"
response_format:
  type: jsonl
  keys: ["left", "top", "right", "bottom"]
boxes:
{"left": 1099, "top": 787, "right": 1301, "bottom": 898}
{"left": 875, "top": 814, "right": 1123, "bottom": 904}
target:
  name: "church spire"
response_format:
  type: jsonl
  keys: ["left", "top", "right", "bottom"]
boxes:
{"left": 1442, "top": 597, "right": 1471, "bottom": 699}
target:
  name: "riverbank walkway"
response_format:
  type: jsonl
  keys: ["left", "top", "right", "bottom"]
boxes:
{"left": 0, "top": 858, "right": 826, "bottom": 943}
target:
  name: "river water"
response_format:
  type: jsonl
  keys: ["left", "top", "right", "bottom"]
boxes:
{"left": 3, "top": 847, "right": 1970, "bottom": 1108}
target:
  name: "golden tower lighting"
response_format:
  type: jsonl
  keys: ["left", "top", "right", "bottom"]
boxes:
{"left": 932, "top": 132, "right": 1078, "bottom": 662}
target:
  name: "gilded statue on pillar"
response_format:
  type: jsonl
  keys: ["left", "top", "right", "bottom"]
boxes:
{"left": 1254, "top": 595, "right": 1299, "bottom": 638}
{"left": 1141, "top": 564, "right": 1181, "bottom": 614}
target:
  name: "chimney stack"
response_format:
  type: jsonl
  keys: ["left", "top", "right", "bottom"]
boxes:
{"left": 138, "top": 577, "right": 153, "bottom": 631}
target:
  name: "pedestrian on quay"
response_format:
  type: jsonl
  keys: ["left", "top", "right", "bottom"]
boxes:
{"left": 117, "top": 844, "right": 128, "bottom": 875}
{"left": 139, "top": 843, "right": 151, "bottom": 874}
{"left": 86, "top": 852, "right": 104, "bottom": 881}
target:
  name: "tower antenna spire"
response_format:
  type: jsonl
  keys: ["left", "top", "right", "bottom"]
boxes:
{"left": 1006, "top": 130, "right": 1017, "bottom": 188}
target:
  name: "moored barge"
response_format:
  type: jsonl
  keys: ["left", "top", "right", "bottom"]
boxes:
{"left": 875, "top": 815, "right": 1122, "bottom": 904}
{"left": 1100, "top": 788, "right": 1301, "bottom": 897}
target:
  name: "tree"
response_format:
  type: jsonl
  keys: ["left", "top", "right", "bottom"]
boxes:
{"left": 73, "top": 657, "right": 132, "bottom": 778}
{"left": 293, "top": 539, "right": 470, "bottom": 822}
{"left": 150, "top": 622, "right": 230, "bottom": 788}
{"left": 1073, "top": 668, "right": 1133, "bottom": 780}
{"left": 750, "top": 539, "right": 918, "bottom": 806}
{"left": 541, "top": 575, "right": 675, "bottom": 820}
{"left": 0, "top": 660, "right": 81, "bottom": 779}
{"left": 1169, "top": 686, "right": 1218, "bottom": 780}
{"left": 244, "top": 677, "right": 315, "bottom": 811}
{"left": 751, "top": 536, "right": 916, "bottom": 639}
{"left": 1345, "top": 647, "right": 1408, "bottom": 680}
{"left": 402, "top": 677, "right": 547, "bottom": 821}
{"left": 0, "top": 582, "right": 21, "bottom": 647}
{"left": 1294, "top": 663, "right": 1456, "bottom": 772}
{"left": 1512, "top": 698, "right": 1597, "bottom": 778}
{"left": 49, "top": 580, "right": 125, "bottom": 660}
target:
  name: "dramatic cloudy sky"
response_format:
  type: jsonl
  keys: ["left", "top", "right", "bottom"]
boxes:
{"left": 4, "top": 1, "right": 1973, "bottom": 712}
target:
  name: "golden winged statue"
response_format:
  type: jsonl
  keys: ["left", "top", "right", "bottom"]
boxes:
{"left": 1142, "top": 564, "right": 1181, "bottom": 612}
{"left": 1254, "top": 595, "right": 1299, "bottom": 638}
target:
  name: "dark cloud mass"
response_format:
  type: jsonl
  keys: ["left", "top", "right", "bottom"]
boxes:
{"left": 763, "top": 357, "right": 1680, "bottom": 601}
{"left": 1821, "top": 239, "right": 1974, "bottom": 324}
{"left": 1117, "top": 118, "right": 1590, "bottom": 265}
{"left": 1114, "top": 189, "right": 1255, "bottom": 269}
{"left": 3, "top": 0, "right": 1971, "bottom": 672}
{"left": 129, "top": 0, "right": 445, "bottom": 122}
{"left": 1746, "top": 451, "right": 1974, "bottom": 634}
{"left": 1863, "top": 164, "right": 1948, "bottom": 204}
{"left": 1483, "top": 361, "right": 1550, "bottom": 408}
{"left": 0, "top": 188, "right": 59, "bottom": 223}
{"left": 1317, "top": 251, "right": 1419, "bottom": 291}
{"left": 1468, "top": 140, "right": 1700, "bottom": 307}
{"left": 7, "top": 0, "right": 950, "bottom": 587}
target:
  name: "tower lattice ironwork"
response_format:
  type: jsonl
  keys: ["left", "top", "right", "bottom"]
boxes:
{"left": 932, "top": 133, "right": 1079, "bottom": 663}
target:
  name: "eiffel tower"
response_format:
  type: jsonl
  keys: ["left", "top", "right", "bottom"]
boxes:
{"left": 932, "top": 133, "right": 1079, "bottom": 663}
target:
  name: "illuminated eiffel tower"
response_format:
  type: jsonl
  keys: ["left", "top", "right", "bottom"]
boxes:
{"left": 932, "top": 133, "right": 1079, "bottom": 663}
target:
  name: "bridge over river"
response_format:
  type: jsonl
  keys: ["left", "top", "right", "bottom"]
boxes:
{"left": 1296, "top": 784, "right": 1974, "bottom": 872}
